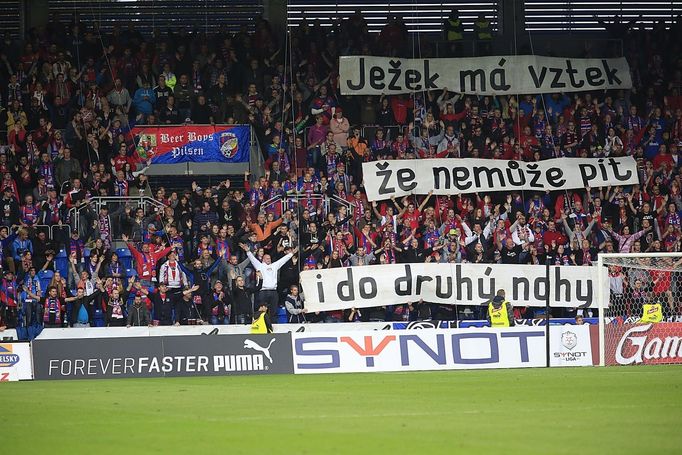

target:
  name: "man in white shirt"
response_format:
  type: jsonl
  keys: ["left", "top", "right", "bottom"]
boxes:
{"left": 158, "top": 249, "right": 188, "bottom": 293}
{"left": 240, "top": 243, "right": 293, "bottom": 318}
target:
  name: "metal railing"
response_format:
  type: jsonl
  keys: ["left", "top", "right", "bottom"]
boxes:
{"left": 258, "top": 193, "right": 354, "bottom": 218}
{"left": 70, "top": 196, "right": 169, "bottom": 238}
{"left": 1, "top": 223, "right": 70, "bottom": 242}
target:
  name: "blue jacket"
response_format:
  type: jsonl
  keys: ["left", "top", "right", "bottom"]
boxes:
{"left": 12, "top": 237, "right": 33, "bottom": 261}
{"left": 133, "top": 88, "right": 156, "bottom": 115}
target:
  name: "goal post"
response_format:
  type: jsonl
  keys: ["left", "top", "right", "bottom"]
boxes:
{"left": 598, "top": 252, "right": 682, "bottom": 367}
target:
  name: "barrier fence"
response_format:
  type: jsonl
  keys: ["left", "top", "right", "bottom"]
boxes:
{"left": 4, "top": 320, "right": 681, "bottom": 381}
{"left": 259, "top": 193, "right": 354, "bottom": 218}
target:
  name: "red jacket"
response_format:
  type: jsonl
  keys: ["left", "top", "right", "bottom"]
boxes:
{"left": 543, "top": 230, "right": 567, "bottom": 248}
{"left": 126, "top": 242, "right": 171, "bottom": 281}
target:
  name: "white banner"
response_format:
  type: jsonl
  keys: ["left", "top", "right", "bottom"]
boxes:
{"left": 362, "top": 157, "right": 639, "bottom": 201}
{"left": 292, "top": 326, "right": 570, "bottom": 373}
{"left": 0, "top": 342, "right": 33, "bottom": 381}
{"left": 300, "top": 263, "right": 602, "bottom": 312}
{"left": 292, "top": 326, "right": 592, "bottom": 373}
{"left": 340, "top": 55, "right": 632, "bottom": 95}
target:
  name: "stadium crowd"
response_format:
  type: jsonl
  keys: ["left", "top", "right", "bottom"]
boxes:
{"left": 0, "top": 12, "right": 681, "bottom": 332}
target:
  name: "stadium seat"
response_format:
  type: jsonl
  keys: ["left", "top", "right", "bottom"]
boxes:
{"left": 54, "top": 249, "right": 68, "bottom": 279}
{"left": 38, "top": 270, "right": 54, "bottom": 292}
{"left": 117, "top": 248, "right": 133, "bottom": 270}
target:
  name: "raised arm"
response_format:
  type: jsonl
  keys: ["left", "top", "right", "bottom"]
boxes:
{"left": 242, "top": 244, "right": 262, "bottom": 269}
{"left": 583, "top": 217, "right": 597, "bottom": 238}
{"left": 417, "top": 191, "right": 433, "bottom": 212}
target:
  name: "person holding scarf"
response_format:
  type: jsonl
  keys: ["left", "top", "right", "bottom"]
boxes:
{"left": 83, "top": 252, "right": 104, "bottom": 282}
{"left": 41, "top": 285, "right": 65, "bottom": 328}
{"left": 21, "top": 266, "right": 41, "bottom": 326}
{"left": 158, "top": 249, "right": 188, "bottom": 294}
{"left": 122, "top": 233, "right": 171, "bottom": 288}
{"left": 209, "top": 280, "right": 230, "bottom": 325}
{"left": 104, "top": 276, "right": 135, "bottom": 327}
{"left": 105, "top": 252, "right": 127, "bottom": 284}
{"left": 40, "top": 187, "right": 63, "bottom": 226}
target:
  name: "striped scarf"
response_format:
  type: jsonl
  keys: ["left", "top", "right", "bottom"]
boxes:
{"left": 99, "top": 214, "right": 111, "bottom": 248}
{"left": 44, "top": 297, "right": 61, "bottom": 324}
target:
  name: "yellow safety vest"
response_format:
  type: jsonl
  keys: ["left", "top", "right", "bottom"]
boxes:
{"left": 446, "top": 19, "right": 463, "bottom": 41}
{"left": 640, "top": 303, "right": 663, "bottom": 323}
{"left": 476, "top": 20, "right": 492, "bottom": 40}
{"left": 250, "top": 312, "right": 269, "bottom": 334}
{"left": 488, "top": 302, "right": 510, "bottom": 327}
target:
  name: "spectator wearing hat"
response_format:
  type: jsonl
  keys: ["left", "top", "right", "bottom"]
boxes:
{"left": 142, "top": 222, "right": 165, "bottom": 244}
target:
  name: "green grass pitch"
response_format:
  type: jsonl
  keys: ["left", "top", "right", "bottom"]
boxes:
{"left": 3, "top": 366, "right": 681, "bottom": 454}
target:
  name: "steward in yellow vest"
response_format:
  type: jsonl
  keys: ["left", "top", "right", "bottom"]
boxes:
{"left": 475, "top": 15, "right": 492, "bottom": 40}
{"left": 251, "top": 304, "right": 274, "bottom": 334}
{"left": 487, "top": 294, "right": 514, "bottom": 327}
{"left": 640, "top": 303, "right": 663, "bottom": 323}
{"left": 445, "top": 12, "right": 463, "bottom": 42}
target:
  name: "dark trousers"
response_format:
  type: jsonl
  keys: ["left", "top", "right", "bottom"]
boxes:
{"left": 258, "top": 290, "right": 280, "bottom": 320}
{"left": 3, "top": 306, "right": 17, "bottom": 328}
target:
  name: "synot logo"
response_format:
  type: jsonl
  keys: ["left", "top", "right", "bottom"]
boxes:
{"left": 340, "top": 336, "right": 396, "bottom": 367}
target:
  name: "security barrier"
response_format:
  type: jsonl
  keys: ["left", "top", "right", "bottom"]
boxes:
{"left": 0, "top": 322, "right": 606, "bottom": 381}
{"left": 291, "top": 326, "right": 594, "bottom": 374}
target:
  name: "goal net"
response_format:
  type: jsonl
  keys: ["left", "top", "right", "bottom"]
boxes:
{"left": 598, "top": 253, "right": 682, "bottom": 366}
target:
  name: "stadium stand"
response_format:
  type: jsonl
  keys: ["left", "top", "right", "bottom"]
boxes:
{"left": 0, "top": 2, "right": 682, "bottom": 333}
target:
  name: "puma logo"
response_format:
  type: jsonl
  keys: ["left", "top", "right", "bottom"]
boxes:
{"left": 243, "top": 338, "right": 276, "bottom": 363}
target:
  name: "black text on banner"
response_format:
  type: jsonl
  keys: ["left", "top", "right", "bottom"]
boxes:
{"left": 361, "top": 157, "right": 639, "bottom": 201}
{"left": 300, "top": 263, "right": 604, "bottom": 312}
{"left": 340, "top": 55, "right": 632, "bottom": 95}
